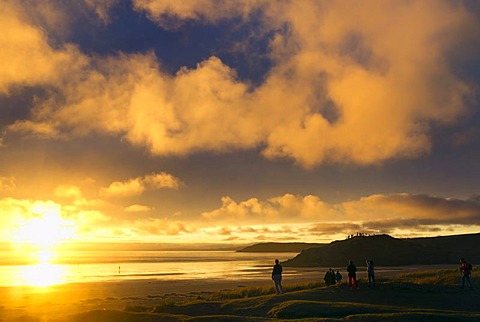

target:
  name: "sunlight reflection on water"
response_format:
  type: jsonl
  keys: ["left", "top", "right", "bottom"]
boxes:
{"left": 18, "top": 263, "right": 68, "bottom": 287}
{"left": 0, "top": 251, "right": 299, "bottom": 287}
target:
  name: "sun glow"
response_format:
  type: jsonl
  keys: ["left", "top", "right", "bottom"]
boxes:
{"left": 7, "top": 203, "right": 76, "bottom": 287}
{"left": 15, "top": 202, "right": 75, "bottom": 250}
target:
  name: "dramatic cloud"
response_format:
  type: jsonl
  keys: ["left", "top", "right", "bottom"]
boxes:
{"left": 0, "top": 1, "right": 83, "bottom": 94}
{"left": 134, "top": 0, "right": 479, "bottom": 167}
{"left": 0, "top": 1, "right": 479, "bottom": 245}
{"left": 3, "top": 1, "right": 478, "bottom": 167}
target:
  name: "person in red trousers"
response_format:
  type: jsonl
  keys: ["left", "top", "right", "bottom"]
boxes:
{"left": 347, "top": 260, "right": 359, "bottom": 288}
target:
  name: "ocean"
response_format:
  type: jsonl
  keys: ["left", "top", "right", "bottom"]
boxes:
{"left": 0, "top": 250, "right": 300, "bottom": 287}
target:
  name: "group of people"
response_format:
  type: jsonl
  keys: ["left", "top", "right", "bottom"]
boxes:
{"left": 323, "top": 260, "right": 376, "bottom": 289}
{"left": 323, "top": 268, "right": 342, "bottom": 285}
{"left": 271, "top": 258, "right": 376, "bottom": 294}
{"left": 342, "top": 259, "right": 375, "bottom": 288}
{"left": 272, "top": 257, "right": 475, "bottom": 294}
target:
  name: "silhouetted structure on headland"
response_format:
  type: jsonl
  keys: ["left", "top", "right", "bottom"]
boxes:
{"left": 347, "top": 232, "right": 376, "bottom": 239}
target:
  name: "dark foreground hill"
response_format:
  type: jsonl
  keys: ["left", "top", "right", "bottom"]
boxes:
{"left": 283, "top": 233, "right": 480, "bottom": 267}
{"left": 237, "top": 242, "right": 324, "bottom": 253}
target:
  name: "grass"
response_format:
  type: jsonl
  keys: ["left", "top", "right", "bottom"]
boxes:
{"left": 210, "top": 281, "right": 324, "bottom": 300}
{"left": 391, "top": 268, "right": 478, "bottom": 286}
{"left": 64, "top": 270, "right": 480, "bottom": 321}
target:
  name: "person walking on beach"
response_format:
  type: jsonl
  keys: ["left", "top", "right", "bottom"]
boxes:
{"left": 460, "top": 258, "right": 473, "bottom": 290}
{"left": 366, "top": 259, "right": 375, "bottom": 288}
{"left": 272, "top": 259, "right": 284, "bottom": 294}
{"left": 347, "top": 260, "right": 358, "bottom": 288}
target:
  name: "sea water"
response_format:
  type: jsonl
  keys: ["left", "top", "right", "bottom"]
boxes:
{"left": 0, "top": 250, "right": 299, "bottom": 287}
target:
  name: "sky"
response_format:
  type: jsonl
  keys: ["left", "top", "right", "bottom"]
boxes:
{"left": 1, "top": 0, "right": 480, "bottom": 247}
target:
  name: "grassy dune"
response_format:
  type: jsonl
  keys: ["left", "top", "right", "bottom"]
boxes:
{"left": 63, "top": 269, "right": 480, "bottom": 321}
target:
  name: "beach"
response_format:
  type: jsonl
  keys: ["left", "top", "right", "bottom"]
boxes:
{"left": 0, "top": 270, "right": 318, "bottom": 321}
{"left": 0, "top": 264, "right": 459, "bottom": 321}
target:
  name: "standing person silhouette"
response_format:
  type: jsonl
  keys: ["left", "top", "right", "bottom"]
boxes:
{"left": 460, "top": 258, "right": 473, "bottom": 290}
{"left": 366, "top": 259, "right": 375, "bottom": 288}
{"left": 347, "top": 260, "right": 358, "bottom": 288}
{"left": 272, "top": 259, "right": 284, "bottom": 294}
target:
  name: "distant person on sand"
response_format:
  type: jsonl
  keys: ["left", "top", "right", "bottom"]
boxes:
{"left": 324, "top": 268, "right": 336, "bottom": 285}
{"left": 459, "top": 258, "right": 473, "bottom": 290}
{"left": 335, "top": 270, "right": 343, "bottom": 284}
{"left": 347, "top": 260, "right": 358, "bottom": 288}
{"left": 272, "top": 259, "right": 284, "bottom": 294}
{"left": 366, "top": 259, "right": 375, "bottom": 288}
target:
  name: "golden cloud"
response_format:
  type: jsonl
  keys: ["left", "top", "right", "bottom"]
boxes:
{"left": 202, "top": 193, "right": 480, "bottom": 232}
{"left": 100, "top": 177, "right": 145, "bottom": 198}
{"left": 4, "top": 1, "right": 479, "bottom": 167}
{"left": 143, "top": 172, "right": 182, "bottom": 190}
{"left": 125, "top": 204, "right": 152, "bottom": 212}
{"left": 100, "top": 172, "right": 182, "bottom": 198}
{"left": 202, "top": 193, "right": 336, "bottom": 223}
{"left": 0, "top": 1, "right": 83, "bottom": 94}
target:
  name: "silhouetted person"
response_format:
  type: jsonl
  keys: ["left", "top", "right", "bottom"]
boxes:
{"left": 272, "top": 259, "right": 284, "bottom": 294}
{"left": 324, "top": 268, "right": 336, "bottom": 285}
{"left": 347, "top": 260, "right": 358, "bottom": 288}
{"left": 335, "top": 270, "right": 343, "bottom": 284}
{"left": 460, "top": 258, "right": 473, "bottom": 290}
{"left": 366, "top": 259, "right": 375, "bottom": 288}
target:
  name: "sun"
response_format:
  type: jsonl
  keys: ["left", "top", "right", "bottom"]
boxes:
{"left": 15, "top": 202, "right": 75, "bottom": 251}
